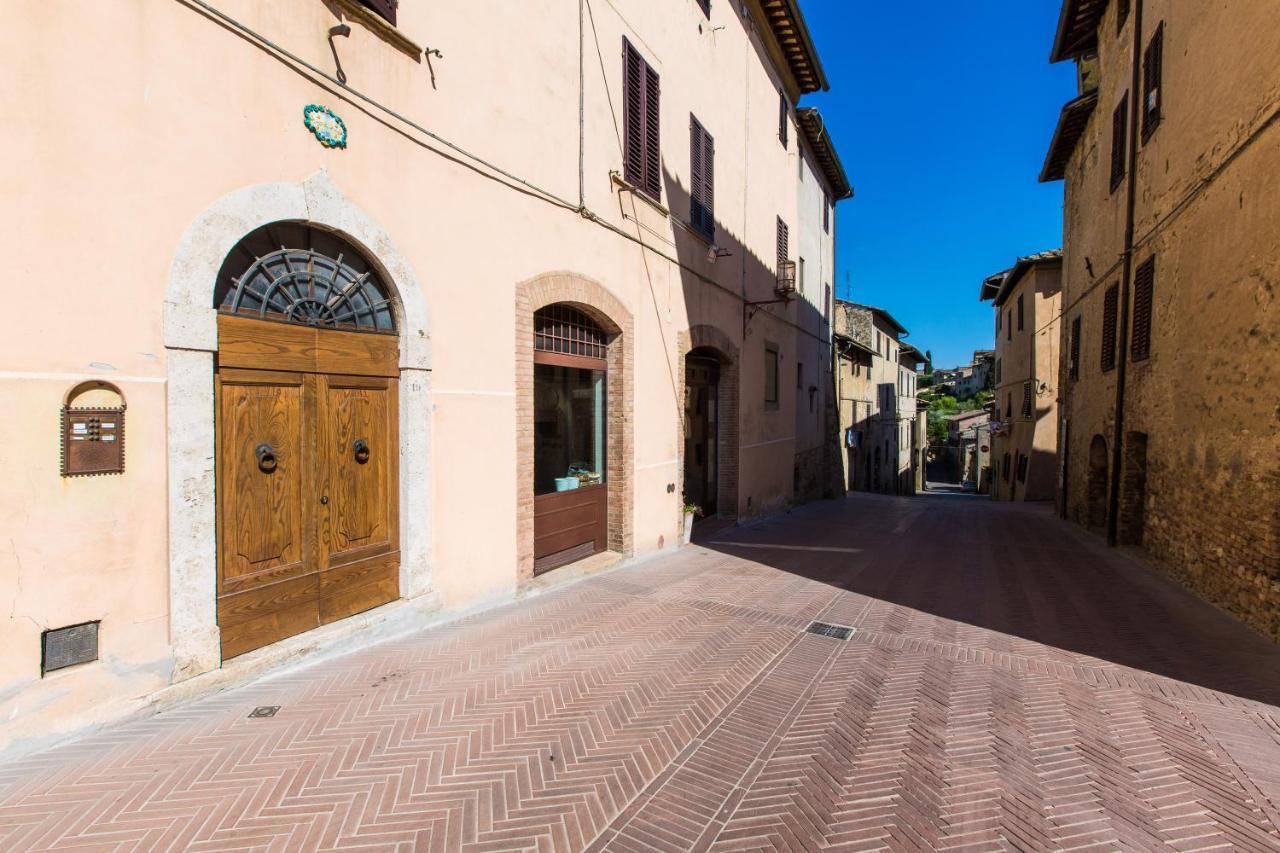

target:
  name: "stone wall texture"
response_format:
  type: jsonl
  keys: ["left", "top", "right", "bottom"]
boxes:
{"left": 1056, "top": 0, "right": 1280, "bottom": 638}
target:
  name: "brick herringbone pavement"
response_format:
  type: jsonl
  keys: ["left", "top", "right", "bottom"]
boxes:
{"left": 2, "top": 493, "right": 1279, "bottom": 851}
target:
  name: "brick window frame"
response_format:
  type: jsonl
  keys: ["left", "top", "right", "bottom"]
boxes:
{"left": 515, "top": 273, "right": 634, "bottom": 581}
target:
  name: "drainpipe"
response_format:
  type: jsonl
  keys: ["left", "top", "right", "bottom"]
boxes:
{"left": 1107, "top": 0, "right": 1144, "bottom": 546}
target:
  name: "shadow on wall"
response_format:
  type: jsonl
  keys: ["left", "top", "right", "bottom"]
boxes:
{"left": 654, "top": 166, "right": 843, "bottom": 519}
{"left": 698, "top": 495, "right": 1280, "bottom": 706}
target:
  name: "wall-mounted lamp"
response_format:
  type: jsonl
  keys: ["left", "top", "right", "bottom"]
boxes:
{"left": 328, "top": 24, "right": 351, "bottom": 83}
{"left": 329, "top": 24, "right": 351, "bottom": 38}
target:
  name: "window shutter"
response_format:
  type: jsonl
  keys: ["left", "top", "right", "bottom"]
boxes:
{"left": 359, "top": 0, "right": 397, "bottom": 25}
{"left": 690, "top": 118, "right": 705, "bottom": 235}
{"left": 1021, "top": 381, "right": 1033, "bottom": 419}
{"left": 1131, "top": 256, "right": 1155, "bottom": 361}
{"left": 643, "top": 65, "right": 661, "bottom": 198}
{"left": 1017, "top": 294, "right": 1025, "bottom": 330}
{"left": 1142, "top": 22, "right": 1163, "bottom": 142}
{"left": 1110, "top": 93, "right": 1128, "bottom": 192}
{"left": 623, "top": 40, "right": 644, "bottom": 189}
{"left": 776, "top": 218, "right": 789, "bottom": 272}
{"left": 697, "top": 0, "right": 711, "bottom": 18}
{"left": 1101, "top": 283, "right": 1119, "bottom": 371}
{"left": 624, "top": 39, "right": 661, "bottom": 201}
{"left": 1069, "top": 316, "right": 1081, "bottom": 380}
{"left": 778, "top": 90, "right": 788, "bottom": 148}
{"left": 1117, "top": 0, "right": 1130, "bottom": 34}
{"left": 823, "top": 193, "right": 830, "bottom": 233}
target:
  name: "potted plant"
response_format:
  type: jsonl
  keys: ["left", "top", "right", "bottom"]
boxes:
{"left": 681, "top": 499, "right": 702, "bottom": 545}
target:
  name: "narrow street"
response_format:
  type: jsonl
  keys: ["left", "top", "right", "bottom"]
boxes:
{"left": 3, "top": 493, "right": 1280, "bottom": 851}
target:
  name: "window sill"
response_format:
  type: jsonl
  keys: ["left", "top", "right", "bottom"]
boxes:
{"left": 331, "top": 0, "right": 423, "bottom": 59}
{"left": 611, "top": 171, "right": 670, "bottom": 218}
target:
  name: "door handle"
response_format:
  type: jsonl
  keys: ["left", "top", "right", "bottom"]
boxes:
{"left": 353, "top": 438, "right": 370, "bottom": 464}
{"left": 255, "top": 443, "right": 277, "bottom": 473}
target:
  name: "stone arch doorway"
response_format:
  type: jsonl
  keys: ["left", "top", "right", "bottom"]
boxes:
{"left": 516, "top": 273, "right": 634, "bottom": 581}
{"left": 213, "top": 223, "right": 402, "bottom": 659}
{"left": 678, "top": 325, "right": 740, "bottom": 523}
{"left": 1087, "top": 434, "right": 1109, "bottom": 531}
{"left": 163, "top": 173, "right": 432, "bottom": 680}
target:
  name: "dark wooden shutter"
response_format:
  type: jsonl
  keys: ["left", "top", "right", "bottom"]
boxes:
{"left": 1131, "top": 256, "right": 1155, "bottom": 361}
{"left": 624, "top": 40, "right": 645, "bottom": 189}
{"left": 1117, "top": 0, "right": 1130, "bottom": 34}
{"left": 359, "top": 0, "right": 397, "bottom": 25}
{"left": 1069, "top": 316, "right": 1081, "bottom": 380}
{"left": 1110, "top": 93, "right": 1128, "bottom": 192}
{"left": 643, "top": 65, "right": 661, "bottom": 198}
{"left": 1142, "top": 22, "right": 1163, "bottom": 142}
{"left": 1017, "top": 293, "right": 1025, "bottom": 330}
{"left": 1101, "top": 283, "right": 1119, "bottom": 371}
{"left": 776, "top": 218, "right": 789, "bottom": 272}
{"left": 1021, "top": 381, "right": 1033, "bottom": 418}
{"left": 778, "top": 90, "right": 788, "bottom": 148}
{"left": 823, "top": 193, "right": 830, "bottom": 233}
{"left": 623, "top": 39, "right": 661, "bottom": 201}
{"left": 689, "top": 117, "right": 714, "bottom": 240}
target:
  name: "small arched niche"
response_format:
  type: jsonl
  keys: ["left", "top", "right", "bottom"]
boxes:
{"left": 62, "top": 381, "right": 126, "bottom": 477}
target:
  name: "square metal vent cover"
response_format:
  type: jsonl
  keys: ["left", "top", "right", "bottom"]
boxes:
{"left": 806, "top": 621, "right": 855, "bottom": 641}
{"left": 42, "top": 621, "right": 100, "bottom": 674}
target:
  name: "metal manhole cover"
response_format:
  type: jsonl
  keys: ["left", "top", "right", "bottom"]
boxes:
{"left": 248, "top": 706, "right": 280, "bottom": 718}
{"left": 805, "top": 621, "right": 855, "bottom": 641}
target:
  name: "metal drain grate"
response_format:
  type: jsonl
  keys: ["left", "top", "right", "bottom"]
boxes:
{"left": 805, "top": 621, "right": 855, "bottom": 641}
{"left": 248, "top": 706, "right": 280, "bottom": 718}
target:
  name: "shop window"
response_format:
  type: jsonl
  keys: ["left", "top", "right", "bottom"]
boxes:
{"left": 533, "top": 305, "right": 609, "bottom": 496}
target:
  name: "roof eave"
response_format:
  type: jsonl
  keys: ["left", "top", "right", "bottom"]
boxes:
{"left": 1050, "top": 0, "right": 1107, "bottom": 63}
{"left": 758, "top": 0, "right": 830, "bottom": 95}
{"left": 1040, "top": 90, "right": 1099, "bottom": 182}
{"left": 797, "top": 108, "right": 853, "bottom": 199}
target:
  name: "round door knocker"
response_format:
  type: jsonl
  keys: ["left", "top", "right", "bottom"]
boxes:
{"left": 353, "top": 438, "right": 370, "bottom": 464}
{"left": 255, "top": 443, "right": 278, "bottom": 473}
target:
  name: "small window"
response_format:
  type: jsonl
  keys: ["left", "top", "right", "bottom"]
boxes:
{"left": 359, "top": 0, "right": 397, "bottom": 25}
{"left": 765, "top": 344, "right": 779, "bottom": 404}
{"left": 1005, "top": 395, "right": 1012, "bottom": 418}
{"left": 1142, "top": 23, "right": 1164, "bottom": 143}
{"left": 1006, "top": 310, "right": 1012, "bottom": 340}
{"left": 1101, "top": 283, "right": 1119, "bottom": 372}
{"left": 798, "top": 257, "right": 805, "bottom": 294}
{"left": 1002, "top": 453, "right": 1011, "bottom": 482}
{"left": 778, "top": 90, "right": 788, "bottom": 148}
{"left": 1021, "top": 381, "right": 1034, "bottom": 419}
{"left": 1017, "top": 293, "right": 1025, "bottom": 331}
{"left": 624, "top": 39, "right": 661, "bottom": 201}
{"left": 796, "top": 361, "right": 804, "bottom": 389}
{"left": 1110, "top": 92, "right": 1129, "bottom": 193}
{"left": 995, "top": 358, "right": 1002, "bottom": 383}
{"left": 1132, "top": 256, "right": 1156, "bottom": 361}
{"left": 689, "top": 115, "right": 715, "bottom": 240}
{"left": 1069, "top": 315, "right": 1082, "bottom": 381}
{"left": 823, "top": 193, "right": 831, "bottom": 233}
{"left": 1017, "top": 453, "right": 1029, "bottom": 483}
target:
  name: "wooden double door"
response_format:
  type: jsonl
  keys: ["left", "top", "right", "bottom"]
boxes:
{"left": 215, "top": 315, "right": 400, "bottom": 660}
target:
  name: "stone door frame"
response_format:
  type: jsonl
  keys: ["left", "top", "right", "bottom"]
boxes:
{"left": 163, "top": 172, "right": 433, "bottom": 680}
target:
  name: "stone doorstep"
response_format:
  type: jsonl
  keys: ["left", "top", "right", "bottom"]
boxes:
{"left": 0, "top": 541, "right": 685, "bottom": 766}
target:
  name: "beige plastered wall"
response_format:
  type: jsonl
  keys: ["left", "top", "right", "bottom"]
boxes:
{"left": 0, "top": 0, "right": 821, "bottom": 754}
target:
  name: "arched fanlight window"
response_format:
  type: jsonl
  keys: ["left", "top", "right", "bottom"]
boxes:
{"left": 215, "top": 222, "right": 395, "bottom": 333}
{"left": 534, "top": 304, "right": 608, "bottom": 360}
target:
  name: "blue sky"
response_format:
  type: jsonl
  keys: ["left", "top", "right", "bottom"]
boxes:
{"left": 800, "top": 0, "right": 1077, "bottom": 369}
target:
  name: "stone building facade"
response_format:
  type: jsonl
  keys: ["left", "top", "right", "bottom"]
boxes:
{"left": 833, "top": 302, "right": 925, "bottom": 495}
{"left": 1041, "top": 0, "right": 1280, "bottom": 636}
{"left": 0, "top": 0, "right": 849, "bottom": 756}
{"left": 981, "top": 251, "right": 1063, "bottom": 502}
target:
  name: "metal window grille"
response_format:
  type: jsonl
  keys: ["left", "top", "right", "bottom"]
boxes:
{"left": 534, "top": 305, "right": 609, "bottom": 360}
